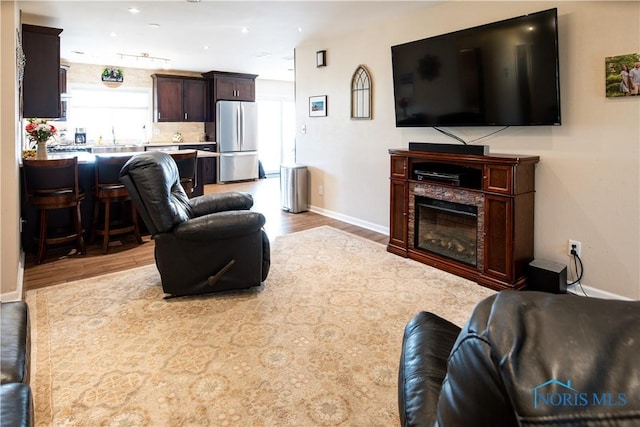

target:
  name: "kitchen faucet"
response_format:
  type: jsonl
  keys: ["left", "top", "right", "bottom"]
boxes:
{"left": 111, "top": 126, "right": 116, "bottom": 145}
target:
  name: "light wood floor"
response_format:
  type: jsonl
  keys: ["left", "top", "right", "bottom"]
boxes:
{"left": 23, "top": 177, "right": 388, "bottom": 291}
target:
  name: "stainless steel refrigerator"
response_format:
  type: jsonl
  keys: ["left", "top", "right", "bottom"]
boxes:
{"left": 216, "top": 100, "right": 259, "bottom": 183}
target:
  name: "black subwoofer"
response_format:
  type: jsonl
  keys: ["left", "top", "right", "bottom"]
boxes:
{"left": 528, "top": 259, "right": 567, "bottom": 294}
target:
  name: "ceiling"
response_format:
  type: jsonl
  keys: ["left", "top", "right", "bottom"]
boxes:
{"left": 18, "top": 1, "right": 435, "bottom": 82}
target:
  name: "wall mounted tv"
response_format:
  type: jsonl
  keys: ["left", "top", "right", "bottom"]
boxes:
{"left": 391, "top": 8, "right": 561, "bottom": 127}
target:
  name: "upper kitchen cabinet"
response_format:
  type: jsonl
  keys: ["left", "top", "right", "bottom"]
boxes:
{"left": 202, "top": 71, "right": 258, "bottom": 103}
{"left": 152, "top": 74, "right": 206, "bottom": 122}
{"left": 22, "top": 24, "right": 62, "bottom": 119}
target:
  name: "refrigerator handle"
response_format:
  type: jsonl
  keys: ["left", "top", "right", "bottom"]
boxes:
{"left": 236, "top": 104, "right": 242, "bottom": 150}
{"left": 239, "top": 103, "right": 245, "bottom": 150}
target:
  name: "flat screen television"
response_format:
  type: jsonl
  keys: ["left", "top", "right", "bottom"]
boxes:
{"left": 391, "top": 8, "right": 561, "bottom": 127}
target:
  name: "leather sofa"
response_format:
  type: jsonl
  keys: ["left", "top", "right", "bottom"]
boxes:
{"left": 120, "top": 151, "right": 270, "bottom": 297}
{"left": 0, "top": 301, "right": 33, "bottom": 427}
{"left": 398, "top": 291, "right": 640, "bottom": 426}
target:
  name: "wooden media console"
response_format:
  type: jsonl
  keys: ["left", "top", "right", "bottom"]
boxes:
{"left": 388, "top": 148, "right": 539, "bottom": 291}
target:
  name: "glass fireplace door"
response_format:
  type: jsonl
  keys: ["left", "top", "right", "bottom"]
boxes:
{"left": 414, "top": 197, "right": 478, "bottom": 266}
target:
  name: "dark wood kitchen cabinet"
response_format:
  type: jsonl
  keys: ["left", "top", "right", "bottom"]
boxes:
{"left": 202, "top": 71, "right": 258, "bottom": 140}
{"left": 203, "top": 71, "right": 257, "bottom": 102}
{"left": 22, "top": 24, "right": 63, "bottom": 119}
{"left": 152, "top": 75, "right": 206, "bottom": 122}
{"left": 387, "top": 149, "right": 539, "bottom": 291}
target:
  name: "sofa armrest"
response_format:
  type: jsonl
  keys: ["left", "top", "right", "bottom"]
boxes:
{"left": 172, "top": 210, "right": 265, "bottom": 240}
{"left": 398, "top": 311, "right": 460, "bottom": 427}
{"left": 189, "top": 192, "right": 253, "bottom": 217}
{"left": 0, "top": 302, "right": 30, "bottom": 385}
{"left": 0, "top": 383, "right": 33, "bottom": 427}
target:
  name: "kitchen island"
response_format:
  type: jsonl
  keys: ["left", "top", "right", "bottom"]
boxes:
{"left": 20, "top": 149, "right": 217, "bottom": 254}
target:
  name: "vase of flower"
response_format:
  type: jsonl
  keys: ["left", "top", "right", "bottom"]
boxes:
{"left": 25, "top": 118, "right": 57, "bottom": 161}
{"left": 36, "top": 141, "right": 48, "bottom": 160}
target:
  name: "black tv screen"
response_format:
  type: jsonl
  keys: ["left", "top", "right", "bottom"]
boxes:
{"left": 391, "top": 8, "right": 561, "bottom": 127}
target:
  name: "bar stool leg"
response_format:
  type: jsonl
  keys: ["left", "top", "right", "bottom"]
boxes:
{"left": 36, "top": 209, "right": 48, "bottom": 265}
{"left": 102, "top": 200, "right": 111, "bottom": 254}
{"left": 73, "top": 204, "right": 86, "bottom": 255}
{"left": 131, "top": 203, "right": 143, "bottom": 244}
{"left": 90, "top": 198, "right": 100, "bottom": 244}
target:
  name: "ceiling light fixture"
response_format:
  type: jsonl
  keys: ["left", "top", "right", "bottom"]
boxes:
{"left": 128, "top": 7, "right": 140, "bottom": 14}
{"left": 241, "top": 27, "right": 249, "bottom": 34}
{"left": 148, "top": 23, "right": 161, "bottom": 29}
{"left": 118, "top": 52, "right": 170, "bottom": 65}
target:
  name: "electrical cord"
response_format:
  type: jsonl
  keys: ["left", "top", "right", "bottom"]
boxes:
{"left": 433, "top": 126, "right": 510, "bottom": 145}
{"left": 568, "top": 250, "right": 588, "bottom": 296}
{"left": 433, "top": 127, "right": 467, "bottom": 144}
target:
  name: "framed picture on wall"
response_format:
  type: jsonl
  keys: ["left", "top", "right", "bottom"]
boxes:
{"left": 309, "top": 95, "right": 327, "bottom": 117}
{"left": 605, "top": 53, "right": 640, "bottom": 97}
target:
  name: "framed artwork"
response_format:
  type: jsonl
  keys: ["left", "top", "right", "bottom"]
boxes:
{"left": 605, "top": 53, "right": 640, "bottom": 97}
{"left": 309, "top": 95, "right": 327, "bottom": 117}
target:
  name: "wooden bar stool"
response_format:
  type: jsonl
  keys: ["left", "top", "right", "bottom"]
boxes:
{"left": 170, "top": 150, "right": 198, "bottom": 197}
{"left": 22, "top": 157, "right": 86, "bottom": 264}
{"left": 91, "top": 155, "right": 143, "bottom": 254}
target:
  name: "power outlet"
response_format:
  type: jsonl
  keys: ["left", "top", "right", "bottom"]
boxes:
{"left": 318, "top": 185, "right": 324, "bottom": 196}
{"left": 568, "top": 240, "right": 582, "bottom": 257}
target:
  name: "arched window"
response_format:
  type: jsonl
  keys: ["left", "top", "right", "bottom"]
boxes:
{"left": 351, "top": 65, "right": 372, "bottom": 119}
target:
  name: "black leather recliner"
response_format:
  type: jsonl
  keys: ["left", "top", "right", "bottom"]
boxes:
{"left": 398, "top": 291, "right": 640, "bottom": 426}
{"left": 119, "top": 151, "right": 270, "bottom": 297}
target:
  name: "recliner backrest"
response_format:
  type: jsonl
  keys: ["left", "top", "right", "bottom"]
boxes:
{"left": 119, "top": 151, "right": 192, "bottom": 235}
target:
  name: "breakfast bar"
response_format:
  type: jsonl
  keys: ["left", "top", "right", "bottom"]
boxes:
{"left": 20, "top": 148, "right": 217, "bottom": 254}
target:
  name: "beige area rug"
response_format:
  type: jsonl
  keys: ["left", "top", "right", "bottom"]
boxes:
{"left": 26, "top": 226, "right": 495, "bottom": 426}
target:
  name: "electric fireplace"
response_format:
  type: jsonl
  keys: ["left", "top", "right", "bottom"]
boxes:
{"left": 415, "top": 197, "right": 478, "bottom": 266}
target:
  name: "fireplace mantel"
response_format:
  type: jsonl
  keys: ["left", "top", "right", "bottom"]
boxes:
{"left": 388, "top": 148, "right": 540, "bottom": 291}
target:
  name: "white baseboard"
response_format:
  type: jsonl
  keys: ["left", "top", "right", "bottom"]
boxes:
{"left": 0, "top": 251, "right": 26, "bottom": 302}
{"left": 302, "top": 206, "right": 634, "bottom": 301}
{"left": 308, "top": 205, "right": 389, "bottom": 236}
{"left": 567, "top": 283, "right": 631, "bottom": 300}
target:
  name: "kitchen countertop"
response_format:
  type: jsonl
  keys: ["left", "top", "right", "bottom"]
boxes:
{"left": 24, "top": 148, "right": 218, "bottom": 165}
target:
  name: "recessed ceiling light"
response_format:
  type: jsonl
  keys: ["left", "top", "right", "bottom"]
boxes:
{"left": 148, "top": 23, "right": 160, "bottom": 28}
{"left": 298, "top": 27, "right": 303, "bottom": 33}
{"left": 128, "top": 7, "right": 140, "bottom": 14}
{"left": 72, "top": 50, "right": 85, "bottom": 55}
{"left": 109, "top": 32, "right": 117, "bottom": 37}
{"left": 186, "top": 0, "right": 201, "bottom": 2}
{"left": 241, "top": 27, "right": 249, "bottom": 34}
{"left": 204, "top": 45, "right": 209, "bottom": 50}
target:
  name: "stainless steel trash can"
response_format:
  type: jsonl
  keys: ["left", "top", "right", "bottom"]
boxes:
{"left": 280, "top": 164, "right": 308, "bottom": 213}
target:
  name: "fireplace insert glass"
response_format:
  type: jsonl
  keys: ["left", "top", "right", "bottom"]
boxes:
{"left": 415, "top": 197, "right": 478, "bottom": 266}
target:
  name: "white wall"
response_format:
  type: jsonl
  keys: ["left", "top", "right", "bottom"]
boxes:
{"left": 0, "top": 1, "right": 24, "bottom": 300}
{"left": 295, "top": 1, "right": 640, "bottom": 299}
